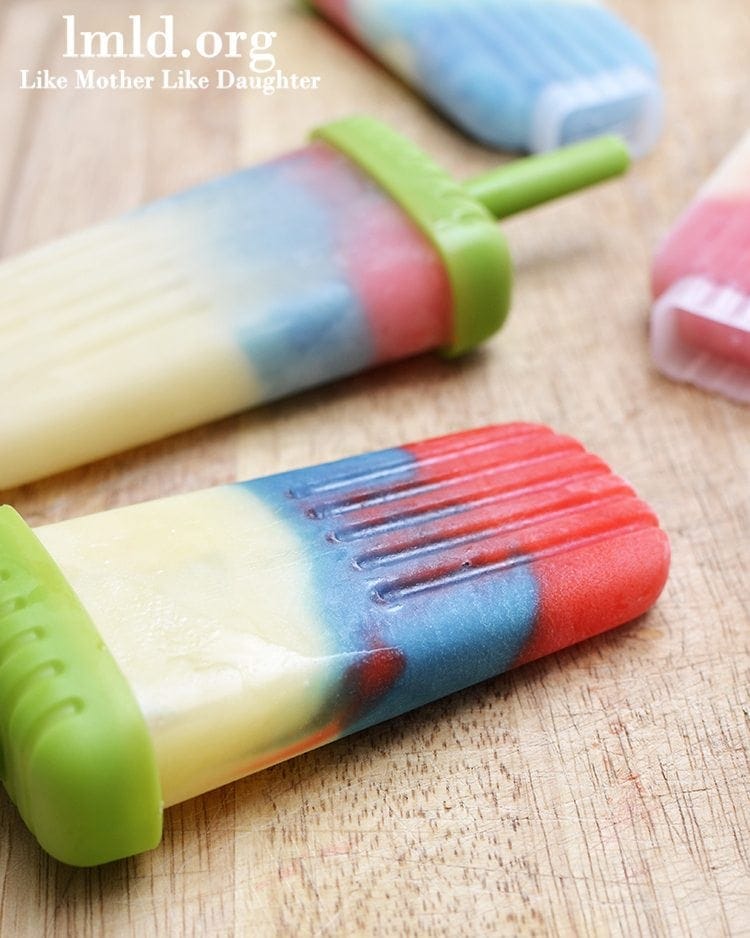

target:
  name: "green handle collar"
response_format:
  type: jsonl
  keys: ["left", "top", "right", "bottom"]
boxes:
{"left": 0, "top": 506, "right": 162, "bottom": 867}
{"left": 314, "top": 116, "right": 513, "bottom": 356}
{"left": 315, "top": 116, "right": 630, "bottom": 357}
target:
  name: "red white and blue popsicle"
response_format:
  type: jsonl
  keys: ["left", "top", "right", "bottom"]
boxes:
{"left": 0, "top": 423, "right": 670, "bottom": 865}
{"left": 310, "top": 0, "right": 663, "bottom": 155}
{"left": 0, "top": 117, "right": 630, "bottom": 489}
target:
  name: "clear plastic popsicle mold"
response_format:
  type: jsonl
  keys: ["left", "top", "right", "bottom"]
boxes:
{"left": 651, "top": 131, "right": 750, "bottom": 402}
{"left": 651, "top": 277, "right": 750, "bottom": 404}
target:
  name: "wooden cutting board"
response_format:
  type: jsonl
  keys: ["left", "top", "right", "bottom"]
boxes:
{"left": 0, "top": 0, "right": 748, "bottom": 934}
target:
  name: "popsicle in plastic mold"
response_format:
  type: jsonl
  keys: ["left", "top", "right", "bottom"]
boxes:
{"left": 0, "top": 423, "right": 670, "bottom": 865}
{"left": 652, "top": 132, "right": 750, "bottom": 403}
{"left": 0, "top": 117, "right": 630, "bottom": 490}
{"left": 309, "top": 0, "right": 663, "bottom": 155}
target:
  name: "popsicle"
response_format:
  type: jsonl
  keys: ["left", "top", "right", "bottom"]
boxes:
{"left": 0, "top": 117, "right": 631, "bottom": 490}
{"left": 651, "top": 132, "right": 750, "bottom": 402}
{"left": 308, "top": 0, "right": 663, "bottom": 155}
{"left": 0, "top": 423, "right": 670, "bottom": 866}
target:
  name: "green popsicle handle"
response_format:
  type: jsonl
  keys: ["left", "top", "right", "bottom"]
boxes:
{"left": 466, "top": 135, "right": 631, "bottom": 220}
{"left": 318, "top": 118, "right": 632, "bottom": 356}
{"left": 0, "top": 506, "right": 162, "bottom": 866}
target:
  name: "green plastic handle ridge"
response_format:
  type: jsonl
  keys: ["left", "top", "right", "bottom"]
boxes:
{"left": 0, "top": 506, "right": 163, "bottom": 867}
{"left": 315, "top": 117, "right": 630, "bottom": 356}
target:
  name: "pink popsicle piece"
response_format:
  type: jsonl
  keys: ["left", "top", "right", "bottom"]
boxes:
{"left": 651, "top": 133, "right": 750, "bottom": 402}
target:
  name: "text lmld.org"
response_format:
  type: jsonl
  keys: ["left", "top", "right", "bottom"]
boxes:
{"left": 18, "top": 14, "right": 322, "bottom": 94}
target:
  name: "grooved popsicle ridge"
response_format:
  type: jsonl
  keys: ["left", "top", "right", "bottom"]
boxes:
{"left": 352, "top": 485, "right": 636, "bottom": 568}
{"left": 271, "top": 425, "right": 663, "bottom": 614}
{"left": 286, "top": 425, "right": 543, "bottom": 499}
{"left": 5, "top": 423, "right": 668, "bottom": 844}
{"left": 371, "top": 516, "right": 657, "bottom": 606}
{"left": 322, "top": 449, "right": 597, "bottom": 524}
{"left": 1, "top": 227, "right": 214, "bottom": 365}
{"left": 322, "top": 0, "right": 660, "bottom": 151}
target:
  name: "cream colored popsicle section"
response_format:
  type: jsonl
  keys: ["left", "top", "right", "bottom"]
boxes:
{"left": 700, "top": 131, "right": 750, "bottom": 199}
{"left": 0, "top": 213, "right": 261, "bottom": 489}
{"left": 36, "top": 486, "right": 334, "bottom": 806}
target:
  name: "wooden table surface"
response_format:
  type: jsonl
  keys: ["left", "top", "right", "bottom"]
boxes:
{"left": 1, "top": 1, "right": 748, "bottom": 934}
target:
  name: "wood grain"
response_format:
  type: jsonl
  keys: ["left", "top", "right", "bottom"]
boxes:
{"left": 1, "top": 0, "right": 749, "bottom": 935}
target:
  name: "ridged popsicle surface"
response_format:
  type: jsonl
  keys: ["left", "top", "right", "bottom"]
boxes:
{"left": 0, "top": 142, "right": 451, "bottom": 488}
{"left": 34, "top": 424, "right": 670, "bottom": 806}
{"left": 312, "top": 0, "right": 661, "bottom": 152}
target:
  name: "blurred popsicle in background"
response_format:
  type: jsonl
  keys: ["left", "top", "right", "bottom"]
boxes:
{"left": 309, "top": 0, "right": 663, "bottom": 155}
{"left": 652, "top": 132, "right": 750, "bottom": 402}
